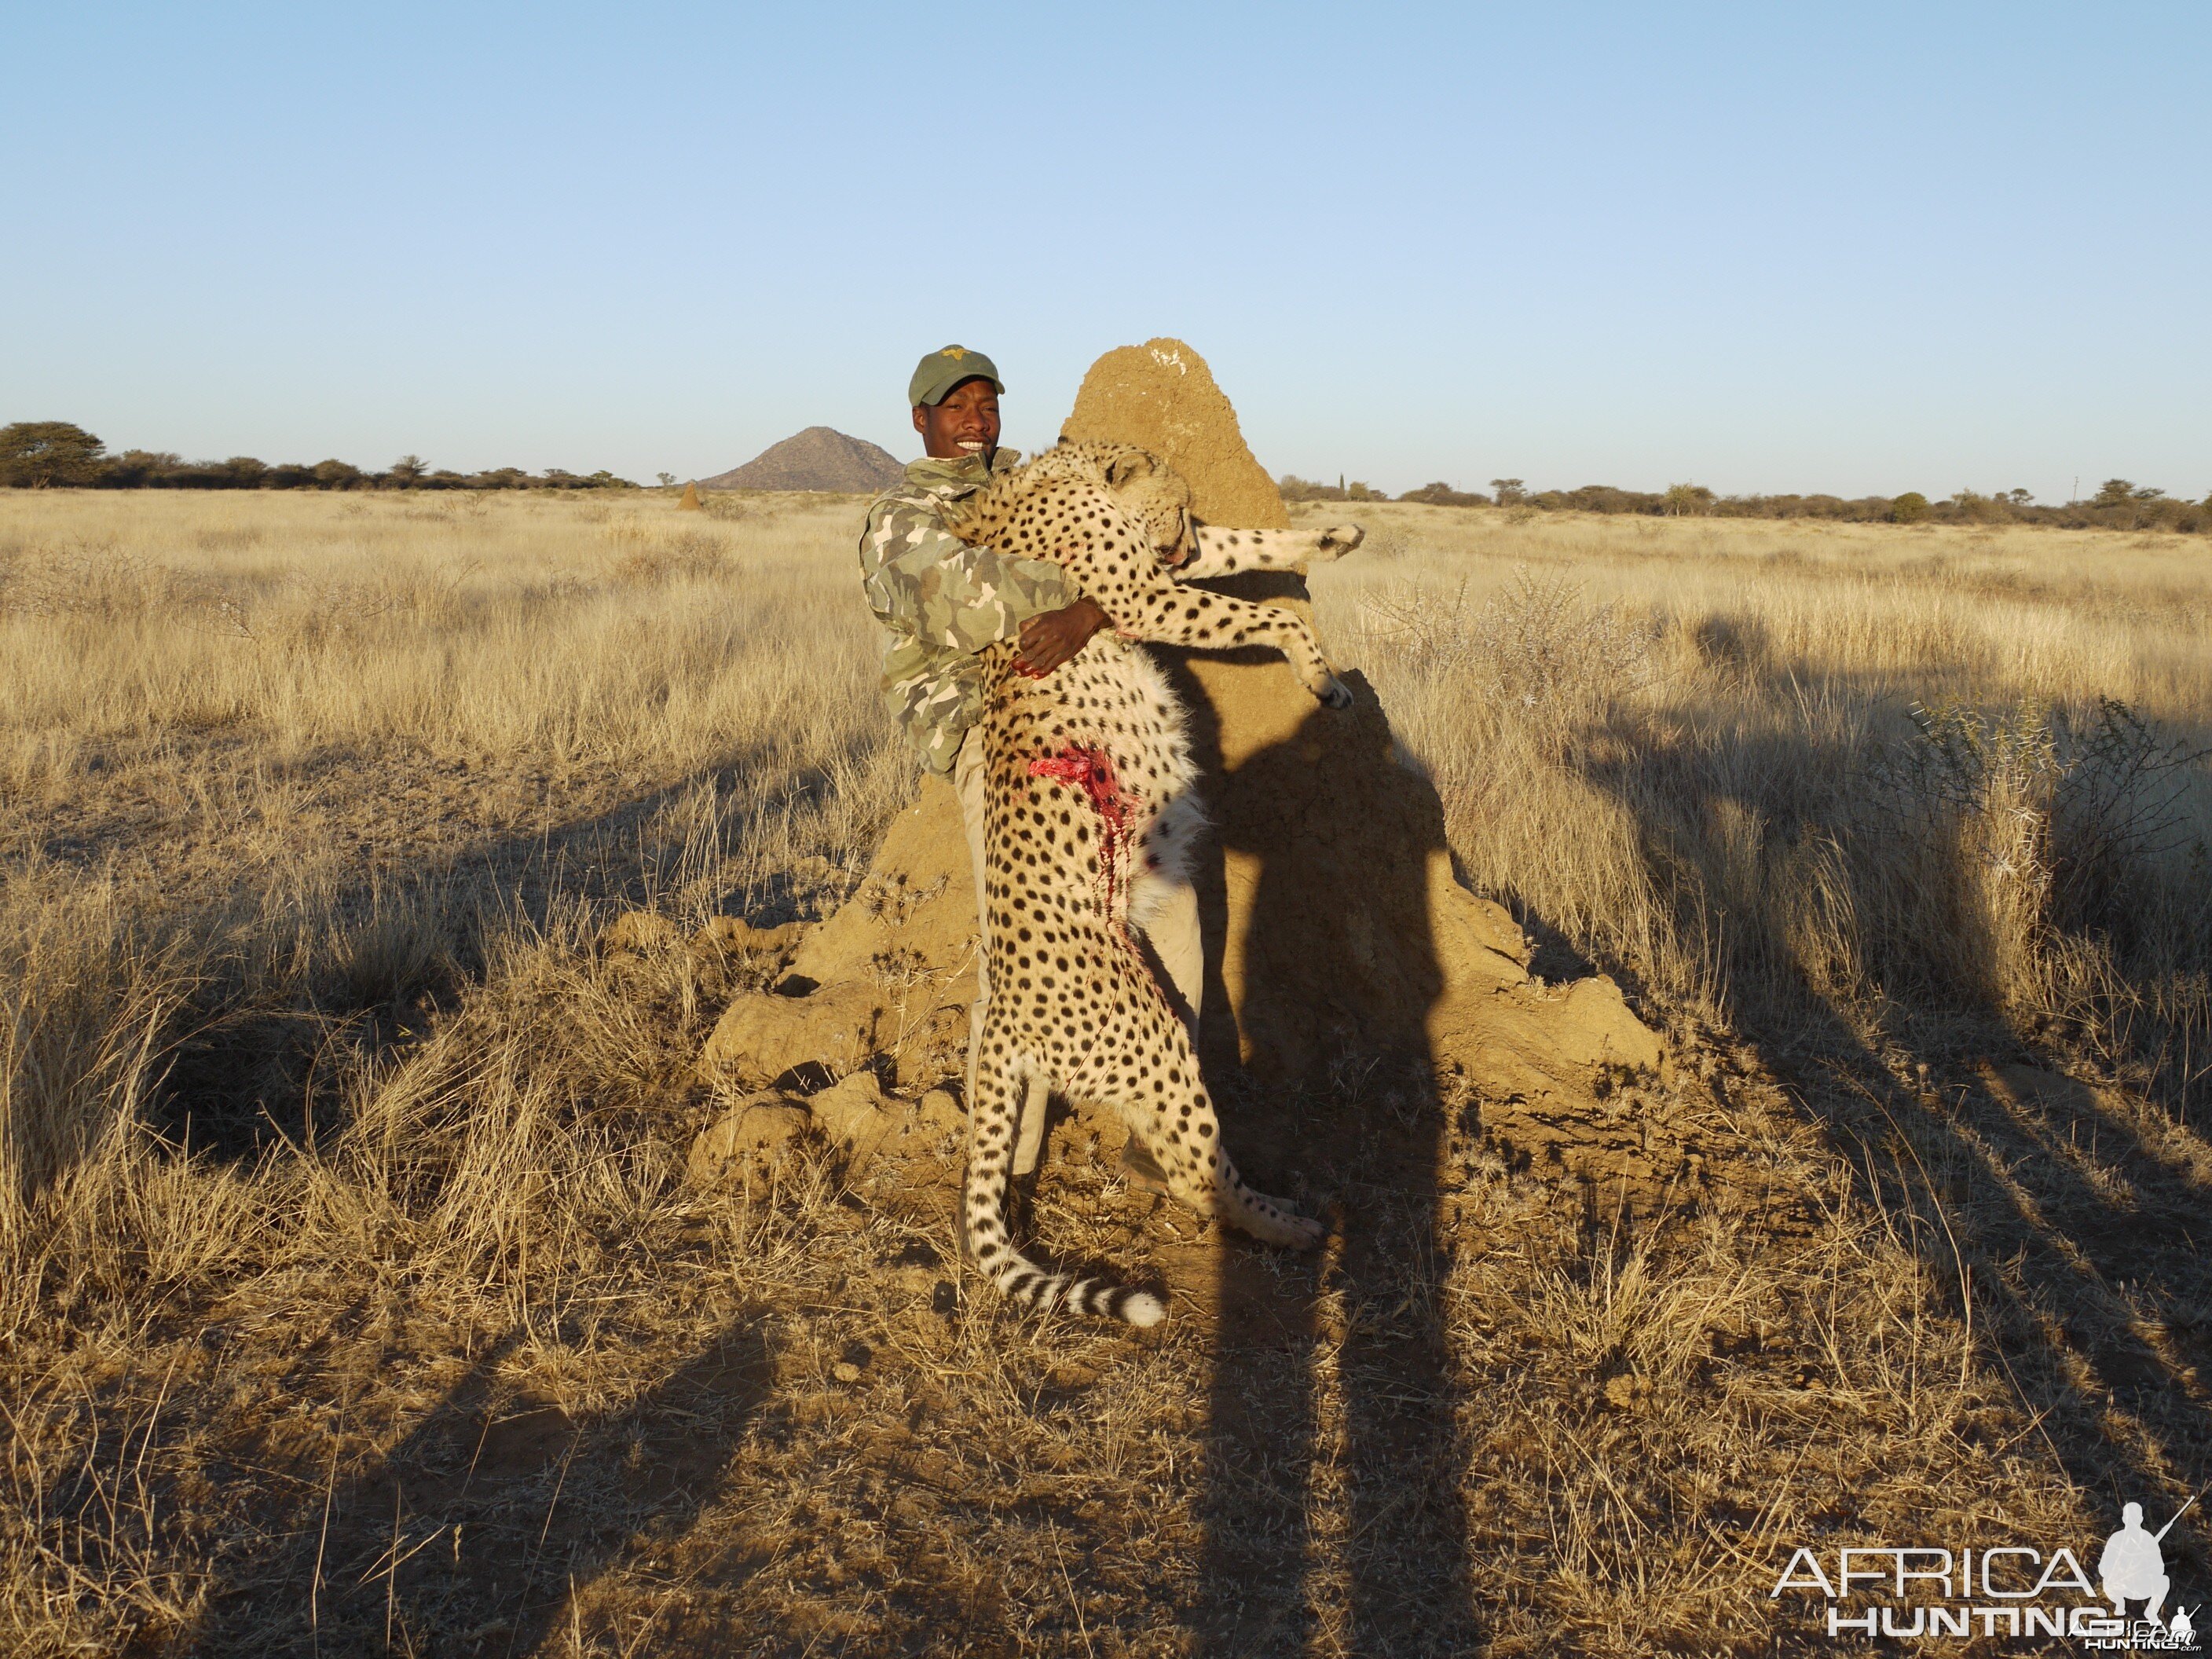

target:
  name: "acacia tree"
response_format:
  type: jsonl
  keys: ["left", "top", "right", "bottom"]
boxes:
{"left": 0, "top": 421, "right": 106, "bottom": 487}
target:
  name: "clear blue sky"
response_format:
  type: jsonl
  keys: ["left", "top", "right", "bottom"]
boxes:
{"left": 6, "top": 2, "right": 2207, "bottom": 502}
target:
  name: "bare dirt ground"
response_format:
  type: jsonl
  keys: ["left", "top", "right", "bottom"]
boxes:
{"left": 2, "top": 489, "right": 2208, "bottom": 1654}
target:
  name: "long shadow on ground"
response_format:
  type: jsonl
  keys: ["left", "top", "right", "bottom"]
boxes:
{"left": 138, "top": 731, "right": 880, "bottom": 1172}
{"left": 192, "top": 1316, "right": 774, "bottom": 1655}
{"left": 1575, "top": 714, "right": 2212, "bottom": 1610}
{"left": 1157, "top": 653, "right": 1482, "bottom": 1656}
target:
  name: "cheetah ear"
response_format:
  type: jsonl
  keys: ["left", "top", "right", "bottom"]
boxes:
{"left": 1104, "top": 450, "right": 1155, "bottom": 489}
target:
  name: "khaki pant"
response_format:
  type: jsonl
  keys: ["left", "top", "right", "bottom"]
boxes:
{"left": 954, "top": 724, "right": 1203, "bottom": 1175}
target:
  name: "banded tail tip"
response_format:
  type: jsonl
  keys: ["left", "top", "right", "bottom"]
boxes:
{"left": 1121, "top": 1291, "right": 1167, "bottom": 1328}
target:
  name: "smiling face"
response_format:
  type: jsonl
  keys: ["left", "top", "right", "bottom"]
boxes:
{"left": 914, "top": 376, "right": 1002, "bottom": 461}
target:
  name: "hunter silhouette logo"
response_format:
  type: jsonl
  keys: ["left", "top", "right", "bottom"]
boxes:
{"left": 2102, "top": 1498, "right": 2190, "bottom": 1628}
{"left": 1771, "top": 1491, "right": 2203, "bottom": 1646}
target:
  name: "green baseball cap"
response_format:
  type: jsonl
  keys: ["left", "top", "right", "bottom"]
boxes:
{"left": 909, "top": 344, "right": 1005, "bottom": 408}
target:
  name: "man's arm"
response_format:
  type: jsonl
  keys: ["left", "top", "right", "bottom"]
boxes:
{"left": 861, "top": 496, "right": 1073, "bottom": 653}
{"left": 862, "top": 493, "right": 1108, "bottom": 673}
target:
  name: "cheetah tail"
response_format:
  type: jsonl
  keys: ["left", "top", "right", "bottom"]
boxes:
{"left": 962, "top": 1089, "right": 1166, "bottom": 1328}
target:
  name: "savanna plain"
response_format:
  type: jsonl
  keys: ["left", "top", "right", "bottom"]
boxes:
{"left": 3, "top": 486, "right": 2209, "bottom": 1655}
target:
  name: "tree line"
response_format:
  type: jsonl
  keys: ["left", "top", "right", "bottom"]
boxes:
{"left": 13, "top": 418, "right": 2199, "bottom": 532}
{"left": 0, "top": 422, "right": 635, "bottom": 492}
{"left": 1281, "top": 474, "right": 2212, "bottom": 533}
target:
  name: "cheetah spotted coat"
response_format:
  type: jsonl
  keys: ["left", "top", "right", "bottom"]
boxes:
{"left": 943, "top": 441, "right": 1364, "bottom": 1324}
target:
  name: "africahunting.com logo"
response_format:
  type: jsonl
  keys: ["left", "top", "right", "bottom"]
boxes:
{"left": 1772, "top": 1496, "right": 2200, "bottom": 1647}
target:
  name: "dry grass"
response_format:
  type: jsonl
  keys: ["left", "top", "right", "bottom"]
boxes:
{"left": 1320, "top": 504, "right": 2212, "bottom": 1075}
{"left": 2, "top": 489, "right": 2207, "bottom": 1654}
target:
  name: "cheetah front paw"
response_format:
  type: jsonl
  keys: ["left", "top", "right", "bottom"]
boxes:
{"left": 1318, "top": 676, "right": 1354, "bottom": 710}
{"left": 1316, "top": 524, "right": 1364, "bottom": 560}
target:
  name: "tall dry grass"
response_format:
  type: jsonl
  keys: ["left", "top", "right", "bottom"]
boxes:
{"left": 2, "top": 484, "right": 919, "bottom": 1236}
{"left": 1319, "top": 503, "right": 2212, "bottom": 1104}
{"left": 0, "top": 489, "right": 899, "bottom": 815}
{"left": 0, "top": 486, "right": 2206, "bottom": 1652}
{"left": 0, "top": 489, "right": 928, "bottom": 1652}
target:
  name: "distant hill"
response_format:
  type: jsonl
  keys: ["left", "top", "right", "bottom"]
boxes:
{"left": 696, "top": 427, "right": 905, "bottom": 493}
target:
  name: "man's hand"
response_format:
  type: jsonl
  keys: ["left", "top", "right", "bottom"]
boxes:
{"left": 1015, "top": 599, "right": 1109, "bottom": 677}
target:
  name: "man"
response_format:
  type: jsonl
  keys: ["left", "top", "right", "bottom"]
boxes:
{"left": 858, "top": 345, "right": 1199, "bottom": 1185}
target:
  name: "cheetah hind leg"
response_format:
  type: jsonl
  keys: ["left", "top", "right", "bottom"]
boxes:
{"left": 1010, "top": 1066, "right": 1049, "bottom": 1177}
{"left": 1150, "top": 1102, "right": 1326, "bottom": 1251}
{"left": 963, "top": 1056, "right": 1166, "bottom": 1327}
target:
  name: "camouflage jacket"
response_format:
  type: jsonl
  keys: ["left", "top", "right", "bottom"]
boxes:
{"left": 858, "top": 449, "right": 1071, "bottom": 774}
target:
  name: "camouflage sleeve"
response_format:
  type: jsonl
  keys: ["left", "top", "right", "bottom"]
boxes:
{"left": 859, "top": 496, "right": 1071, "bottom": 652}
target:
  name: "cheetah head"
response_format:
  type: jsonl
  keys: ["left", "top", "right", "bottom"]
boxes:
{"left": 948, "top": 441, "right": 1198, "bottom": 569}
{"left": 1092, "top": 445, "right": 1196, "bottom": 566}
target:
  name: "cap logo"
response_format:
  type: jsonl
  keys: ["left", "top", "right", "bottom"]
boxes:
{"left": 942, "top": 346, "right": 968, "bottom": 360}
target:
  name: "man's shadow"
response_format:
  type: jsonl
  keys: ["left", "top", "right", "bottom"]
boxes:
{"left": 189, "top": 1314, "right": 773, "bottom": 1654}
{"left": 1154, "top": 634, "right": 1482, "bottom": 1656}
{"left": 1152, "top": 606, "right": 2210, "bottom": 1649}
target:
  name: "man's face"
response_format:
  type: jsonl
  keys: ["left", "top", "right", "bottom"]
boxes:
{"left": 913, "top": 377, "right": 1002, "bottom": 460}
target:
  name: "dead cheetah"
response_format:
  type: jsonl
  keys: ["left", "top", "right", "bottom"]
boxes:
{"left": 943, "top": 441, "right": 1364, "bottom": 1325}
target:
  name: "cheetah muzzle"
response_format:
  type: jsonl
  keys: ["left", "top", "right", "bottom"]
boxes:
{"left": 943, "top": 441, "right": 1364, "bottom": 1325}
